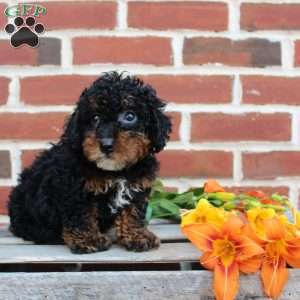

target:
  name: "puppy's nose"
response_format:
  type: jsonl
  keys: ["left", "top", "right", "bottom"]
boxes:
{"left": 100, "top": 138, "right": 114, "bottom": 154}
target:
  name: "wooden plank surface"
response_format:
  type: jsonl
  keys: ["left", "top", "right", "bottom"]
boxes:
{"left": 0, "top": 270, "right": 299, "bottom": 300}
{"left": 0, "top": 243, "right": 199, "bottom": 264}
{"left": 0, "top": 224, "right": 186, "bottom": 245}
{"left": 0, "top": 223, "right": 190, "bottom": 265}
{"left": 151, "top": 224, "right": 185, "bottom": 241}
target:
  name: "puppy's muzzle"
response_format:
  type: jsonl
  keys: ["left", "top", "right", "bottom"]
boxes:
{"left": 100, "top": 138, "right": 114, "bottom": 155}
{"left": 98, "top": 122, "right": 115, "bottom": 155}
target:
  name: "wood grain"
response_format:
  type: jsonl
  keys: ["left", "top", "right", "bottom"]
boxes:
{"left": 0, "top": 243, "right": 199, "bottom": 264}
{"left": 0, "top": 224, "right": 186, "bottom": 245}
{"left": 0, "top": 270, "right": 299, "bottom": 300}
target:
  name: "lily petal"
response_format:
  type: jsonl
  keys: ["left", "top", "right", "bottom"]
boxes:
{"left": 182, "top": 224, "right": 218, "bottom": 252}
{"left": 243, "top": 223, "right": 264, "bottom": 246}
{"left": 285, "top": 254, "right": 300, "bottom": 268}
{"left": 261, "top": 257, "right": 288, "bottom": 299}
{"left": 264, "top": 218, "right": 285, "bottom": 241}
{"left": 247, "top": 190, "right": 266, "bottom": 198}
{"left": 181, "top": 210, "right": 198, "bottom": 227}
{"left": 247, "top": 208, "right": 276, "bottom": 239}
{"left": 206, "top": 208, "right": 228, "bottom": 229}
{"left": 204, "top": 179, "right": 225, "bottom": 193}
{"left": 236, "top": 236, "right": 265, "bottom": 261}
{"left": 239, "top": 255, "right": 262, "bottom": 273}
{"left": 223, "top": 216, "right": 244, "bottom": 237}
{"left": 214, "top": 262, "right": 239, "bottom": 300}
{"left": 200, "top": 252, "right": 218, "bottom": 270}
{"left": 195, "top": 198, "right": 211, "bottom": 213}
{"left": 296, "top": 211, "right": 300, "bottom": 229}
{"left": 285, "top": 238, "right": 300, "bottom": 258}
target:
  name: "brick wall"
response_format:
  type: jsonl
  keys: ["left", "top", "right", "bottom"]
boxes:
{"left": 0, "top": 0, "right": 300, "bottom": 214}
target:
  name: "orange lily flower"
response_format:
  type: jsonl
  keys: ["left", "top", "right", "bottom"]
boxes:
{"left": 292, "top": 208, "right": 300, "bottom": 234}
{"left": 204, "top": 179, "right": 225, "bottom": 193}
{"left": 181, "top": 198, "right": 228, "bottom": 228}
{"left": 247, "top": 207, "right": 276, "bottom": 239}
{"left": 247, "top": 190, "right": 266, "bottom": 198}
{"left": 260, "top": 217, "right": 300, "bottom": 299}
{"left": 182, "top": 216, "right": 264, "bottom": 300}
{"left": 296, "top": 211, "right": 300, "bottom": 229}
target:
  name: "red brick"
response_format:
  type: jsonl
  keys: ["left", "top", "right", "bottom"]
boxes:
{"left": 0, "top": 151, "right": 11, "bottom": 178}
{"left": 183, "top": 37, "right": 281, "bottom": 67}
{"left": 0, "top": 187, "right": 11, "bottom": 214}
{"left": 242, "top": 76, "right": 300, "bottom": 105}
{"left": 21, "top": 75, "right": 96, "bottom": 105}
{"left": 0, "top": 113, "right": 68, "bottom": 140}
{"left": 141, "top": 75, "right": 232, "bottom": 104}
{"left": 294, "top": 40, "right": 300, "bottom": 67}
{"left": 243, "top": 151, "right": 300, "bottom": 179}
{"left": 158, "top": 150, "right": 233, "bottom": 178}
{"left": 0, "top": 77, "right": 9, "bottom": 105}
{"left": 21, "top": 75, "right": 229, "bottom": 106}
{"left": 128, "top": 2, "right": 227, "bottom": 31}
{"left": 241, "top": 4, "right": 300, "bottom": 31}
{"left": 0, "top": 38, "right": 60, "bottom": 65}
{"left": 40, "top": 2, "right": 116, "bottom": 29}
{"left": 0, "top": 40, "right": 37, "bottom": 65}
{"left": 0, "top": 3, "right": 7, "bottom": 28}
{"left": 21, "top": 149, "right": 43, "bottom": 169}
{"left": 191, "top": 113, "right": 291, "bottom": 142}
{"left": 227, "top": 186, "right": 289, "bottom": 197}
{"left": 168, "top": 112, "right": 180, "bottom": 141}
{"left": 73, "top": 37, "right": 172, "bottom": 65}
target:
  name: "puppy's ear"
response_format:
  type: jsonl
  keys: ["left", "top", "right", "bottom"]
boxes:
{"left": 147, "top": 94, "right": 172, "bottom": 153}
{"left": 62, "top": 108, "right": 81, "bottom": 150}
{"left": 61, "top": 89, "right": 89, "bottom": 150}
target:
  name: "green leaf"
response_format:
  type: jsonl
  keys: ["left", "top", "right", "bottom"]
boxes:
{"left": 159, "top": 199, "right": 180, "bottom": 216}
{"left": 172, "top": 192, "right": 192, "bottom": 204}
{"left": 208, "top": 199, "right": 224, "bottom": 207}
{"left": 223, "top": 200, "right": 236, "bottom": 211}
{"left": 150, "top": 179, "right": 165, "bottom": 197}
{"left": 188, "top": 187, "right": 204, "bottom": 197}
{"left": 261, "top": 204, "right": 286, "bottom": 212}
{"left": 150, "top": 191, "right": 178, "bottom": 202}
{"left": 145, "top": 205, "right": 153, "bottom": 223}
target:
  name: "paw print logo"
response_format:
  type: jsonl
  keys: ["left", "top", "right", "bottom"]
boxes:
{"left": 5, "top": 16, "right": 45, "bottom": 48}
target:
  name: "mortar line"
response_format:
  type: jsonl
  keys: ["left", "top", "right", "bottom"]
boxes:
{"left": 117, "top": 0, "right": 128, "bottom": 30}
{"left": 233, "top": 150, "right": 242, "bottom": 183}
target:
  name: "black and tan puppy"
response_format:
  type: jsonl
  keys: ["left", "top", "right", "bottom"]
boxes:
{"left": 8, "top": 72, "right": 172, "bottom": 254}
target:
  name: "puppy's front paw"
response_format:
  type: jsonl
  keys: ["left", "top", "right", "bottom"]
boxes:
{"left": 68, "top": 233, "right": 112, "bottom": 254}
{"left": 118, "top": 229, "right": 160, "bottom": 252}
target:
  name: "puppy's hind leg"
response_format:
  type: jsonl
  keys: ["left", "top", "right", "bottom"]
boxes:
{"left": 9, "top": 210, "right": 62, "bottom": 244}
{"left": 8, "top": 187, "right": 62, "bottom": 244}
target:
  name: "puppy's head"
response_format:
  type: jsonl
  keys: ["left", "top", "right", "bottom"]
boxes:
{"left": 63, "top": 72, "right": 172, "bottom": 171}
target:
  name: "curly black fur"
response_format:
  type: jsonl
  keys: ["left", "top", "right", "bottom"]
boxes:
{"left": 8, "top": 72, "right": 172, "bottom": 253}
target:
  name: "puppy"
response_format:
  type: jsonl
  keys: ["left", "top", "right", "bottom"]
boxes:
{"left": 8, "top": 72, "right": 172, "bottom": 254}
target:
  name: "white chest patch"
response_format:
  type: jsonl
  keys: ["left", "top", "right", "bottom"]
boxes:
{"left": 109, "top": 179, "right": 132, "bottom": 214}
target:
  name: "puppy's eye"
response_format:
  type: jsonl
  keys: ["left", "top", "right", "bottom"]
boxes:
{"left": 119, "top": 111, "right": 137, "bottom": 125}
{"left": 125, "top": 112, "right": 136, "bottom": 122}
{"left": 92, "top": 115, "right": 100, "bottom": 124}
